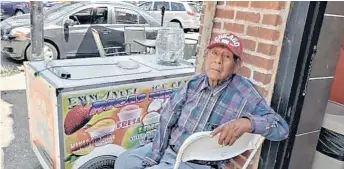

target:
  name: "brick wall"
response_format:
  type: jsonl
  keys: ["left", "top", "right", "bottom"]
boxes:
{"left": 198, "top": 1, "right": 290, "bottom": 101}
{"left": 197, "top": 1, "right": 291, "bottom": 169}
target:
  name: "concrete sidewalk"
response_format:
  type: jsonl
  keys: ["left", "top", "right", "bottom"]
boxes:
{"left": 1, "top": 73, "right": 42, "bottom": 169}
{"left": 0, "top": 72, "right": 26, "bottom": 91}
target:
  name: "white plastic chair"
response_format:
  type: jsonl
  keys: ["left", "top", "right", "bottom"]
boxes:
{"left": 124, "top": 26, "right": 147, "bottom": 54}
{"left": 173, "top": 132, "right": 265, "bottom": 169}
{"left": 91, "top": 28, "right": 128, "bottom": 57}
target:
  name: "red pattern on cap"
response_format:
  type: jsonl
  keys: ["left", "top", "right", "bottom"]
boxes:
{"left": 207, "top": 33, "right": 244, "bottom": 59}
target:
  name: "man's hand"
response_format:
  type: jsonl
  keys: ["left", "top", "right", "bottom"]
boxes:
{"left": 211, "top": 118, "right": 252, "bottom": 146}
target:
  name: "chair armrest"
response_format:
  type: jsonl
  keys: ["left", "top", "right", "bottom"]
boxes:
{"left": 104, "top": 46, "right": 122, "bottom": 50}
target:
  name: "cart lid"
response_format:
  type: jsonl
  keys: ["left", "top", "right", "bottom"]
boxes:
{"left": 25, "top": 54, "right": 195, "bottom": 89}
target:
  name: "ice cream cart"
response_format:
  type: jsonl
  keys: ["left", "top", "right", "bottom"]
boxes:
{"left": 24, "top": 54, "right": 195, "bottom": 169}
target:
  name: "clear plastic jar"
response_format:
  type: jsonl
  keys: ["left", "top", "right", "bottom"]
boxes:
{"left": 155, "top": 22, "right": 185, "bottom": 65}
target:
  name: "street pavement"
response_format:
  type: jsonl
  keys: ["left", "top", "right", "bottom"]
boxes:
{"left": 0, "top": 32, "right": 199, "bottom": 169}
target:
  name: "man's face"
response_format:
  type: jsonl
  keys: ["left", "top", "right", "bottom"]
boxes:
{"left": 205, "top": 46, "right": 239, "bottom": 82}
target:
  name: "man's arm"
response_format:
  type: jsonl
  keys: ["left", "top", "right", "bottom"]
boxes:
{"left": 211, "top": 98, "right": 289, "bottom": 146}
{"left": 245, "top": 98, "right": 289, "bottom": 141}
{"left": 143, "top": 85, "right": 188, "bottom": 165}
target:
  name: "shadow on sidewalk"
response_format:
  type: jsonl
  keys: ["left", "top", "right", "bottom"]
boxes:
{"left": 1, "top": 90, "right": 42, "bottom": 169}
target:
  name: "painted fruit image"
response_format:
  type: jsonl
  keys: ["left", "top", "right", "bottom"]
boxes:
{"left": 65, "top": 128, "right": 93, "bottom": 156}
{"left": 85, "top": 119, "right": 116, "bottom": 147}
{"left": 65, "top": 119, "right": 116, "bottom": 157}
{"left": 64, "top": 105, "right": 92, "bottom": 135}
{"left": 118, "top": 105, "right": 143, "bottom": 122}
{"left": 147, "top": 99, "right": 165, "bottom": 113}
{"left": 142, "top": 112, "right": 160, "bottom": 126}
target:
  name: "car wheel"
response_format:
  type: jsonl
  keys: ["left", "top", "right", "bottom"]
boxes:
{"left": 78, "top": 155, "right": 117, "bottom": 169}
{"left": 14, "top": 10, "right": 24, "bottom": 16}
{"left": 26, "top": 42, "right": 58, "bottom": 61}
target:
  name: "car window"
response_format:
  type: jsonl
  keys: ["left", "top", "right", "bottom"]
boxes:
{"left": 70, "top": 8, "right": 92, "bottom": 25}
{"left": 171, "top": 2, "right": 185, "bottom": 11}
{"left": 45, "top": 3, "right": 85, "bottom": 22}
{"left": 188, "top": 3, "right": 200, "bottom": 13}
{"left": 114, "top": 8, "right": 147, "bottom": 24}
{"left": 92, "top": 7, "right": 108, "bottom": 24}
{"left": 139, "top": 15, "right": 147, "bottom": 24}
{"left": 139, "top": 2, "right": 152, "bottom": 11}
{"left": 153, "top": 2, "right": 170, "bottom": 11}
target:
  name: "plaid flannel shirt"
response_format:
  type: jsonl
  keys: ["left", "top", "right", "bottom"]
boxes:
{"left": 144, "top": 73, "right": 289, "bottom": 165}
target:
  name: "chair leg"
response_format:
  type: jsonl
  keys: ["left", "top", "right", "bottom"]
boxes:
{"left": 173, "top": 160, "right": 181, "bottom": 169}
{"left": 127, "top": 43, "right": 131, "bottom": 55}
{"left": 241, "top": 138, "right": 265, "bottom": 169}
{"left": 114, "top": 48, "right": 119, "bottom": 56}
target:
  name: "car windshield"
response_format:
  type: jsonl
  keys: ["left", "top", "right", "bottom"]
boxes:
{"left": 188, "top": 3, "right": 199, "bottom": 13}
{"left": 45, "top": 3, "right": 85, "bottom": 22}
{"left": 44, "top": 3, "right": 73, "bottom": 15}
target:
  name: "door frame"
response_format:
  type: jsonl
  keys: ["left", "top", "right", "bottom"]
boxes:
{"left": 259, "top": 1, "right": 327, "bottom": 169}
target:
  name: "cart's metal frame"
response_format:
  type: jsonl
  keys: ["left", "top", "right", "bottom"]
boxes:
{"left": 25, "top": 53, "right": 195, "bottom": 169}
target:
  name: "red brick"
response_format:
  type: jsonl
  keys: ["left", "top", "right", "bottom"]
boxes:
{"left": 224, "top": 23, "right": 245, "bottom": 34}
{"left": 242, "top": 150, "right": 253, "bottom": 158}
{"left": 238, "top": 65, "right": 251, "bottom": 78}
{"left": 242, "top": 52, "right": 274, "bottom": 70}
{"left": 251, "top": 1, "right": 286, "bottom": 10}
{"left": 257, "top": 43, "right": 278, "bottom": 56}
{"left": 227, "top": 1, "right": 249, "bottom": 7}
{"left": 215, "top": 9, "right": 235, "bottom": 19}
{"left": 224, "top": 162, "right": 236, "bottom": 169}
{"left": 233, "top": 155, "right": 247, "bottom": 167}
{"left": 256, "top": 84, "right": 268, "bottom": 97}
{"left": 242, "top": 38, "right": 257, "bottom": 51}
{"left": 213, "top": 21, "right": 222, "bottom": 29}
{"left": 254, "top": 71, "right": 272, "bottom": 85}
{"left": 211, "top": 32, "right": 221, "bottom": 41}
{"left": 247, "top": 26, "right": 280, "bottom": 41}
{"left": 236, "top": 11, "right": 261, "bottom": 23}
{"left": 262, "top": 14, "right": 283, "bottom": 26}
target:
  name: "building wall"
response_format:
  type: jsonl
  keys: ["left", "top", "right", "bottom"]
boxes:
{"left": 329, "top": 38, "right": 344, "bottom": 104}
{"left": 198, "top": 1, "right": 290, "bottom": 101}
{"left": 196, "top": 1, "right": 291, "bottom": 169}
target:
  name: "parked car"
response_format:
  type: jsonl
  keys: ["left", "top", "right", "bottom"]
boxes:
{"left": 0, "top": 1, "right": 67, "bottom": 21}
{"left": 138, "top": 1, "right": 201, "bottom": 32}
{"left": 1, "top": 1, "right": 160, "bottom": 61}
{"left": 43, "top": 1, "right": 66, "bottom": 10}
{"left": 0, "top": 1, "right": 31, "bottom": 21}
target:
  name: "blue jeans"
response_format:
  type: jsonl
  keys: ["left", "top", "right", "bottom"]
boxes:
{"left": 114, "top": 143, "right": 212, "bottom": 169}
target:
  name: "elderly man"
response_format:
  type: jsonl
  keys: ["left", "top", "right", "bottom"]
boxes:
{"left": 115, "top": 33, "right": 289, "bottom": 169}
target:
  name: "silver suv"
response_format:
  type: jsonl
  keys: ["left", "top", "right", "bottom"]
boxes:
{"left": 138, "top": 1, "right": 200, "bottom": 32}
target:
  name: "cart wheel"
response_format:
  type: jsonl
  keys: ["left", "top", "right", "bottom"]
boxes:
{"left": 78, "top": 155, "right": 117, "bottom": 169}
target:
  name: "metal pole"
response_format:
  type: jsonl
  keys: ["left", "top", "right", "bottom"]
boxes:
{"left": 161, "top": 6, "right": 165, "bottom": 26}
{"left": 30, "top": 1, "right": 44, "bottom": 61}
